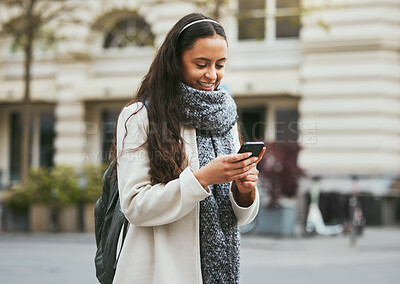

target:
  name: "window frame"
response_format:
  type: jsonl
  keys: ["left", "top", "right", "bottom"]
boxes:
{"left": 237, "top": 0, "right": 301, "bottom": 43}
{"left": 103, "top": 15, "right": 155, "bottom": 49}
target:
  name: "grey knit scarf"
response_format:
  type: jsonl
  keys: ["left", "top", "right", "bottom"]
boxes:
{"left": 179, "top": 83, "right": 240, "bottom": 284}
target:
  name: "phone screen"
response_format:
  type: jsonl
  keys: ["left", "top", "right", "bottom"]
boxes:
{"left": 238, "top": 142, "right": 264, "bottom": 158}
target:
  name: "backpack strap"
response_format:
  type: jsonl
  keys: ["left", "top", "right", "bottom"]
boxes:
{"left": 114, "top": 218, "right": 129, "bottom": 268}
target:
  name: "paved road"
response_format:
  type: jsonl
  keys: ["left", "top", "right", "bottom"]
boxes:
{"left": 240, "top": 228, "right": 400, "bottom": 284}
{"left": 0, "top": 228, "right": 399, "bottom": 284}
{"left": 0, "top": 233, "right": 97, "bottom": 284}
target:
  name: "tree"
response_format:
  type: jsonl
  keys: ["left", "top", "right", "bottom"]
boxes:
{"left": 0, "top": 0, "right": 84, "bottom": 184}
{"left": 192, "top": 0, "right": 227, "bottom": 21}
{"left": 257, "top": 141, "right": 304, "bottom": 207}
{"left": 152, "top": 0, "right": 229, "bottom": 21}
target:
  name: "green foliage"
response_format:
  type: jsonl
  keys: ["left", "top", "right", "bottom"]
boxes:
{"left": 2, "top": 185, "right": 31, "bottom": 212}
{"left": 2, "top": 163, "right": 108, "bottom": 210}
{"left": 84, "top": 163, "right": 108, "bottom": 203}
{"left": 2, "top": 167, "right": 53, "bottom": 211}
{"left": 51, "top": 165, "right": 82, "bottom": 207}
{"left": 26, "top": 167, "right": 53, "bottom": 204}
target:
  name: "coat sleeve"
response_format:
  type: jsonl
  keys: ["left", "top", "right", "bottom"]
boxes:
{"left": 116, "top": 103, "right": 210, "bottom": 227}
{"left": 229, "top": 122, "right": 260, "bottom": 226}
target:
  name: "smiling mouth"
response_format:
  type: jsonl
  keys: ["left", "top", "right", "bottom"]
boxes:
{"left": 198, "top": 81, "right": 215, "bottom": 88}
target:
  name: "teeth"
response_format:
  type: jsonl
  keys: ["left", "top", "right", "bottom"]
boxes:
{"left": 198, "top": 81, "right": 213, "bottom": 88}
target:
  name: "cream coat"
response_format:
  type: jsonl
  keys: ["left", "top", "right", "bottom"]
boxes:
{"left": 114, "top": 102, "right": 260, "bottom": 284}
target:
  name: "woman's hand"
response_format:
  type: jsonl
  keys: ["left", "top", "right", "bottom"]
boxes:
{"left": 193, "top": 152, "right": 259, "bottom": 188}
{"left": 236, "top": 147, "right": 266, "bottom": 193}
{"left": 236, "top": 166, "right": 259, "bottom": 193}
{"left": 234, "top": 147, "right": 266, "bottom": 206}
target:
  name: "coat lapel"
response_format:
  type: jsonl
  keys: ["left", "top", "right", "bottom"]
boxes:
{"left": 182, "top": 126, "right": 200, "bottom": 170}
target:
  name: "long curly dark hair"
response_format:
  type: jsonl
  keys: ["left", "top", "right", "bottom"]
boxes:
{"left": 110, "top": 13, "right": 227, "bottom": 184}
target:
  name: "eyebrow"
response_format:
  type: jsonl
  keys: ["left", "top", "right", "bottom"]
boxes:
{"left": 194, "top": 57, "right": 227, "bottom": 62}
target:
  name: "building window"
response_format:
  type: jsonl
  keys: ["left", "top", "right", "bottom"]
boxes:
{"left": 39, "top": 111, "right": 55, "bottom": 168}
{"left": 9, "top": 110, "right": 55, "bottom": 183}
{"left": 101, "top": 110, "right": 119, "bottom": 162}
{"left": 238, "top": 0, "right": 300, "bottom": 41}
{"left": 9, "top": 112, "right": 22, "bottom": 182}
{"left": 276, "top": 0, "right": 301, "bottom": 38}
{"left": 238, "top": 106, "right": 266, "bottom": 141}
{"left": 103, "top": 16, "right": 155, "bottom": 49}
{"left": 275, "top": 108, "right": 299, "bottom": 143}
{"left": 238, "top": 0, "right": 266, "bottom": 40}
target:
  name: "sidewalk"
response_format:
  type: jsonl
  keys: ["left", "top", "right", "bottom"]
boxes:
{"left": 240, "top": 227, "right": 400, "bottom": 284}
{"left": 0, "top": 233, "right": 98, "bottom": 284}
{"left": 0, "top": 227, "right": 399, "bottom": 284}
{"left": 241, "top": 226, "right": 400, "bottom": 252}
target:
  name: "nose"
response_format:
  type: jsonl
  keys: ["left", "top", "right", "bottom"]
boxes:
{"left": 205, "top": 67, "right": 217, "bottom": 81}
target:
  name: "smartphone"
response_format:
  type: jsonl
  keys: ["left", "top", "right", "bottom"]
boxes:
{"left": 237, "top": 142, "right": 265, "bottom": 158}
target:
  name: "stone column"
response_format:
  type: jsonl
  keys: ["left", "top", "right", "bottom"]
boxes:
{"left": 53, "top": 90, "right": 86, "bottom": 170}
{"left": 53, "top": 10, "right": 91, "bottom": 171}
{"left": 53, "top": 61, "right": 88, "bottom": 233}
{"left": 0, "top": 107, "right": 9, "bottom": 186}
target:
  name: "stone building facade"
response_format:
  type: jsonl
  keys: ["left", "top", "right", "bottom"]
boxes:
{"left": 0, "top": 0, "right": 399, "bottom": 222}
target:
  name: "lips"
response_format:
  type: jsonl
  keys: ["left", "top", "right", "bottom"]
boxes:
{"left": 198, "top": 81, "right": 215, "bottom": 91}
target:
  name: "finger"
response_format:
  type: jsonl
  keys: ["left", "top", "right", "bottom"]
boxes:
{"left": 227, "top": 152, "right": 252, "bottom": 163}
{"left": 240, "top": 165, "right": 258, "bottom": 174}
{"left": 239, "top": 174, "right": 258, "bottom": 183}
{"left": 237, "top": 181, "right": 256, "bottom": 192}
{"left": 230, "top": 163, "right": 255, "bottom": 177}
{"left": 233, "top": 158, "right": 260, "bottom": 175}
{"left": 255, "top": 147, "right": 266, "bottom": 165}
{"left": 231, "top": 156, "right": 258, "bottom": 170}
{"left": 233, "top": 166, "right": 259, "bottom": 181}
{"left": 248, "top": 167, "right": 259, "bottom": 175}
{"left": 237, "top": 168, "right": 259, "bottom": 182}
{"left": 230, "top": 170, "right": 249, "bottom": 181}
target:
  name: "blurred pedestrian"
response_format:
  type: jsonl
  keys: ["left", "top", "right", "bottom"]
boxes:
{"left": 111, "top": 12, "right": 265, "bottom": 284}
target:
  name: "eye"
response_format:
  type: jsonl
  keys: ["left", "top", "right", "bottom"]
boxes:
{"left": 216, "top": 64, "right": 225, "bottom": 69}
{"left": 196, "top": 64, "right": 206, "bottom": 68}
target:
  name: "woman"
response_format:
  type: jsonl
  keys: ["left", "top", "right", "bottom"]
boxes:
{"left": 113, "top": 13, "right": 266, "bottom": 284}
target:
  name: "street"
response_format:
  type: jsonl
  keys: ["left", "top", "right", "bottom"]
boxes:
{"left": 240, "top": 228, "right": 400, "bottom": 284}
{"left": 0, "top": 228, "right": 399, "bottom": 284}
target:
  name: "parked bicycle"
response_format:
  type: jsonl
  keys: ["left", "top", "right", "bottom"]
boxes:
{"left": 348, "top": 175, "right": 366, "bottom": 245}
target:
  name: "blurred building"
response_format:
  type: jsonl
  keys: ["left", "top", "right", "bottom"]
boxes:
{"left": 0, "top": 1, "right": 399, "bottom": 225}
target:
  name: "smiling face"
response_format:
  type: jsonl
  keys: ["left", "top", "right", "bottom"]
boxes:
{"left": 181, "top": 35, "right": 228, "bottom": 91}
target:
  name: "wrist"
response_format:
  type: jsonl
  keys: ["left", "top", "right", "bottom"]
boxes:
{"left": 235, "top": 180, "right": 255, "bottom": 195}
{"left": 232, "top": 182, "right": 255, "bottom": 207}
{"left": 237, "top": 186, "right": 255, "bottom": 195}
{"left": 193, "top": 169, "right": 208, "bottom": 188}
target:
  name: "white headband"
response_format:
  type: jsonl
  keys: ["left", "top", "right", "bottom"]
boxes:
{"left": 179, "top": 19, "right": 220, "bottom": 35}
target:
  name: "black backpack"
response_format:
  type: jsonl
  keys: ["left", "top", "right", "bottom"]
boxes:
{"left": 94, "top": 164, "right": 129, "bottom": 284}
{"left": 94, "top": 102, "right": 148, "bottom": 283}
